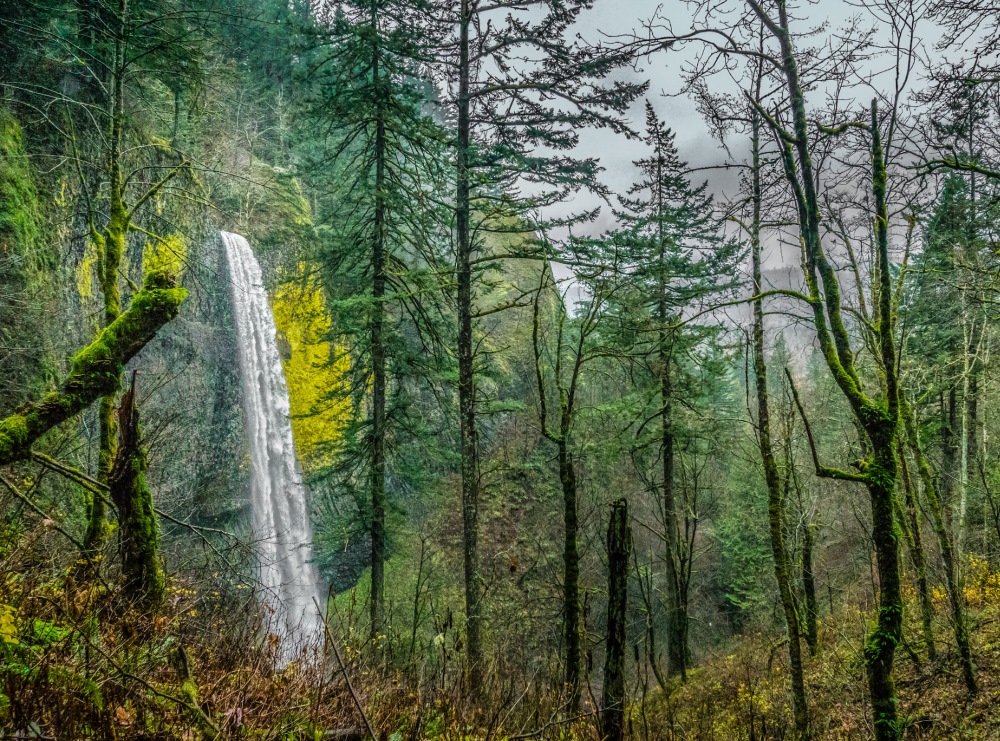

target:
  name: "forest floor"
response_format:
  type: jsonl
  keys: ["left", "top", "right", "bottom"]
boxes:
{"left": 5, "top": 521, "right": 1000, "bottom": 739}
{"left": 641, "top": 558, "right": 1000, "bottom": 739}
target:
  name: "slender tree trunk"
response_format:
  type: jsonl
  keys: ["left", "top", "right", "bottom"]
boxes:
{"left": 368, "top": 0, "right": 387, "bottom": 644}
{"left": 904, "top": 404, "right": 977, "bottom": 694}
{"left": 456, "top": 0, "right": 482, "bottom": 683}
{"left": 897, "top": 441, "right": 936, "bottom": 661}
{"left": 957, "top": 316, "right": 977, "bottom": 558}
{"left": 655, "top": 152, "right": 685, "bottom": 680}
{"left": 750, "top": 106, "right": 809, "bottom": 739}
{"left": 967, "top": 370, "right": 979, "bottom": 548}
{"left": 638, "top": 553, "right": 667, "bottom": 691}
{"left": 967, "top": 371, "right": 979, "bottom": 488}
{"left": 861, "top": 102, "right": 904, "bottom": 741}
{"left": 533, "top": 269, "right": 582, "bottom": 705}
{"left": 801, "top": 518, "right": 819, "bottom": 655}
{"left": 559, "top": 438, "right": 581, "bottom": 707}
{"left": 171, "top": 87, "right": 181, "bottom": 148}
{"left": 659, "top": 355, "right": 685, "bottom": 680}
{"left": 942, "top": 388, "right": 958, "bottom": 509}
{"left": 602, "top": 498, "right": 631, "bottom": 741}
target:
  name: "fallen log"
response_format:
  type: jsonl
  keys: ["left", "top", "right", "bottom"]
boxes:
{"left": 0, "top": 270, "right": 186, "bottom": 466}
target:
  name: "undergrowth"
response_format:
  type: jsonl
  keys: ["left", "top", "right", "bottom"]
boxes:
{"left": 3, "top": 516, "right": 999, "bottom": 740}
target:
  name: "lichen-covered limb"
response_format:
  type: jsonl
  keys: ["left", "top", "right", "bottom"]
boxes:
{"left": 0, "top": 271, "right": 186, "bottom": 466}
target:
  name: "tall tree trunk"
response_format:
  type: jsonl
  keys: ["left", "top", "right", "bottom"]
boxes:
{"left": 655, "top": 152, "right": 685, "bottom": 680}
{"left": 84, "top": 0, "right": 129, "bottom": 567}
{"left": 602, "top": 498, "right": 631, "bottom": 741}
{"left": 904, "top": 404, "right": 977, "bottom": 694}
{"left": 559, "top": 439, "right": 581, "bottom": 707}
{"left": 957, "top": 315, "right": 977, "bottom": 558}
{"left": 753, "top": 2, "right": 906, "bottom": 725}
{"left": 860, "top": 102, "right": 904, "bottom": 741}
{"left": 967, "top": 370, "right": 979, "bottom": 547}
{"left": 750, "top": 105, "right": 809, "bottom": 739}
{"left": 456, "top": 0, "right": 482, "bottom": 684}
{"left": 659, "top": 354, "right": 685, "bottom": 679}
{"left": 897, "top": 441, "right": 936, "bottom": 661}
{"left": 533, "top": 269, "right": 582, "bottom": 706}
{"left": 368, "top": 0, "right": 387, "bottom": 644}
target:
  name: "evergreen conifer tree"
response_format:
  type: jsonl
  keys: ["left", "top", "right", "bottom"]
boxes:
{"left": 297, "top": 0, "right": 451, "bottom": 640}
{"left": 603, "top": 101, "right": 738, "bottom": 680}
{"left": 435, "top": 0, "right": 646, "bottom": 681}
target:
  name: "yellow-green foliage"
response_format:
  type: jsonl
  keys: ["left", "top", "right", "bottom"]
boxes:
{"left": 77, "top": 239, "right": 98, "bottom": 299}
{"left": 271, "top": 266, "right": 350, "bottom": 471}
{"left": 143, "top": 233, "right": 188, "bottom": 282}
{"left": 0, "top": 605, "right": 18, "bottom": 646}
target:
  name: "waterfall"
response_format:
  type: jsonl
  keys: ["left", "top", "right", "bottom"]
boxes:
{"left": 221, "top": 231, "right": 323, "bottom": 656}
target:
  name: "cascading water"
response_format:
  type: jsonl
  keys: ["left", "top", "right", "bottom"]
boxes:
{"left": 221, "top": 231, "right": 323, "bottom": 656}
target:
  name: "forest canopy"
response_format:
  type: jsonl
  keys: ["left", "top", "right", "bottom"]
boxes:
{"left": 2, "top": 0, "right": 1000, "bottom": 739}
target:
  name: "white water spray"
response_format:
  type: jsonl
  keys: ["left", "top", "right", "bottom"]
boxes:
{"left": 222, "top": 231, "right": 322, "bottom": 655}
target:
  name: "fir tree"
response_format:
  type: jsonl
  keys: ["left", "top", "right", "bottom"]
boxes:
{"left": 435, "top": 0, "right": 646, "bottom": 682}
{"left": 297, "top": 0, "right": 451, "bottom": 640}
{"left": 604, "top": 101, "right": 739, "bottom": 681}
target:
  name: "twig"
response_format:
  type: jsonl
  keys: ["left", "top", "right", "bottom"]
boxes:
{"left": 32, "top": 451, "right": 109, "bottom": 496}
{"left": 314, "top": 593, "right": 377, "bottom": 741}
{"left": 784, "top": 368, "right": 868, "bottom": 484}
{"left": 0, "top": 472, "right": 85, "bottom": 550}
{"left": 154, "top": 507, "right": 246, "bottom": 578}
{"left": 509, "top": 710, "right": 597, "bottom": 740}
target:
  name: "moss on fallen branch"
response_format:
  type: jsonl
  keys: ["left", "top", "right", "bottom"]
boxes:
{"left": 0, "top": 270, "right": 186, "bottom": 466}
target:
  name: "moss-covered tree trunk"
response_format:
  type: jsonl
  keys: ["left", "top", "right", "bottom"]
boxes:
{"left": 860, "top": 420, "right": 903, "bottom": 741}
{"left": 0, "top": 271, "right": 185, "bottom": 466}
{"left": 859, "top": 102, "right": 904, "bottom": 741}
{"left": 111, "top": 372, "right": 164, "bottom": 608}
{"left": 602, "top": 498, "right": 631, "bottom": 741}
{"left": 749, "top": 4, "right": 909, "bottom": 726}
{"left": 83, "top": 0, "right": 129, "bottom": 568}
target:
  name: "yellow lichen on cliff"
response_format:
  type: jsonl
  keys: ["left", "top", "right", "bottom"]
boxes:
{"left": 77, "top": 241, "right": 97, "bottom": 299}
{"left": 143, "top": 233, "right": 187, "bottom": 281}
{"left": 271, "top": 266, "right": 349, "bottom": 472}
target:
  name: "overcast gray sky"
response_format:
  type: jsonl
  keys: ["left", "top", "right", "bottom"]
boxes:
{"left": 549, "top": 0, "right": 942, "bottom": 244}
{"left": 536, "top": 0, "right": 948, "bottom": 328}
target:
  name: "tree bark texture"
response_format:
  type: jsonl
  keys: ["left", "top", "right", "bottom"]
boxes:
{"left": 602, "top": 497, "right": 631, "bottom": 741}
